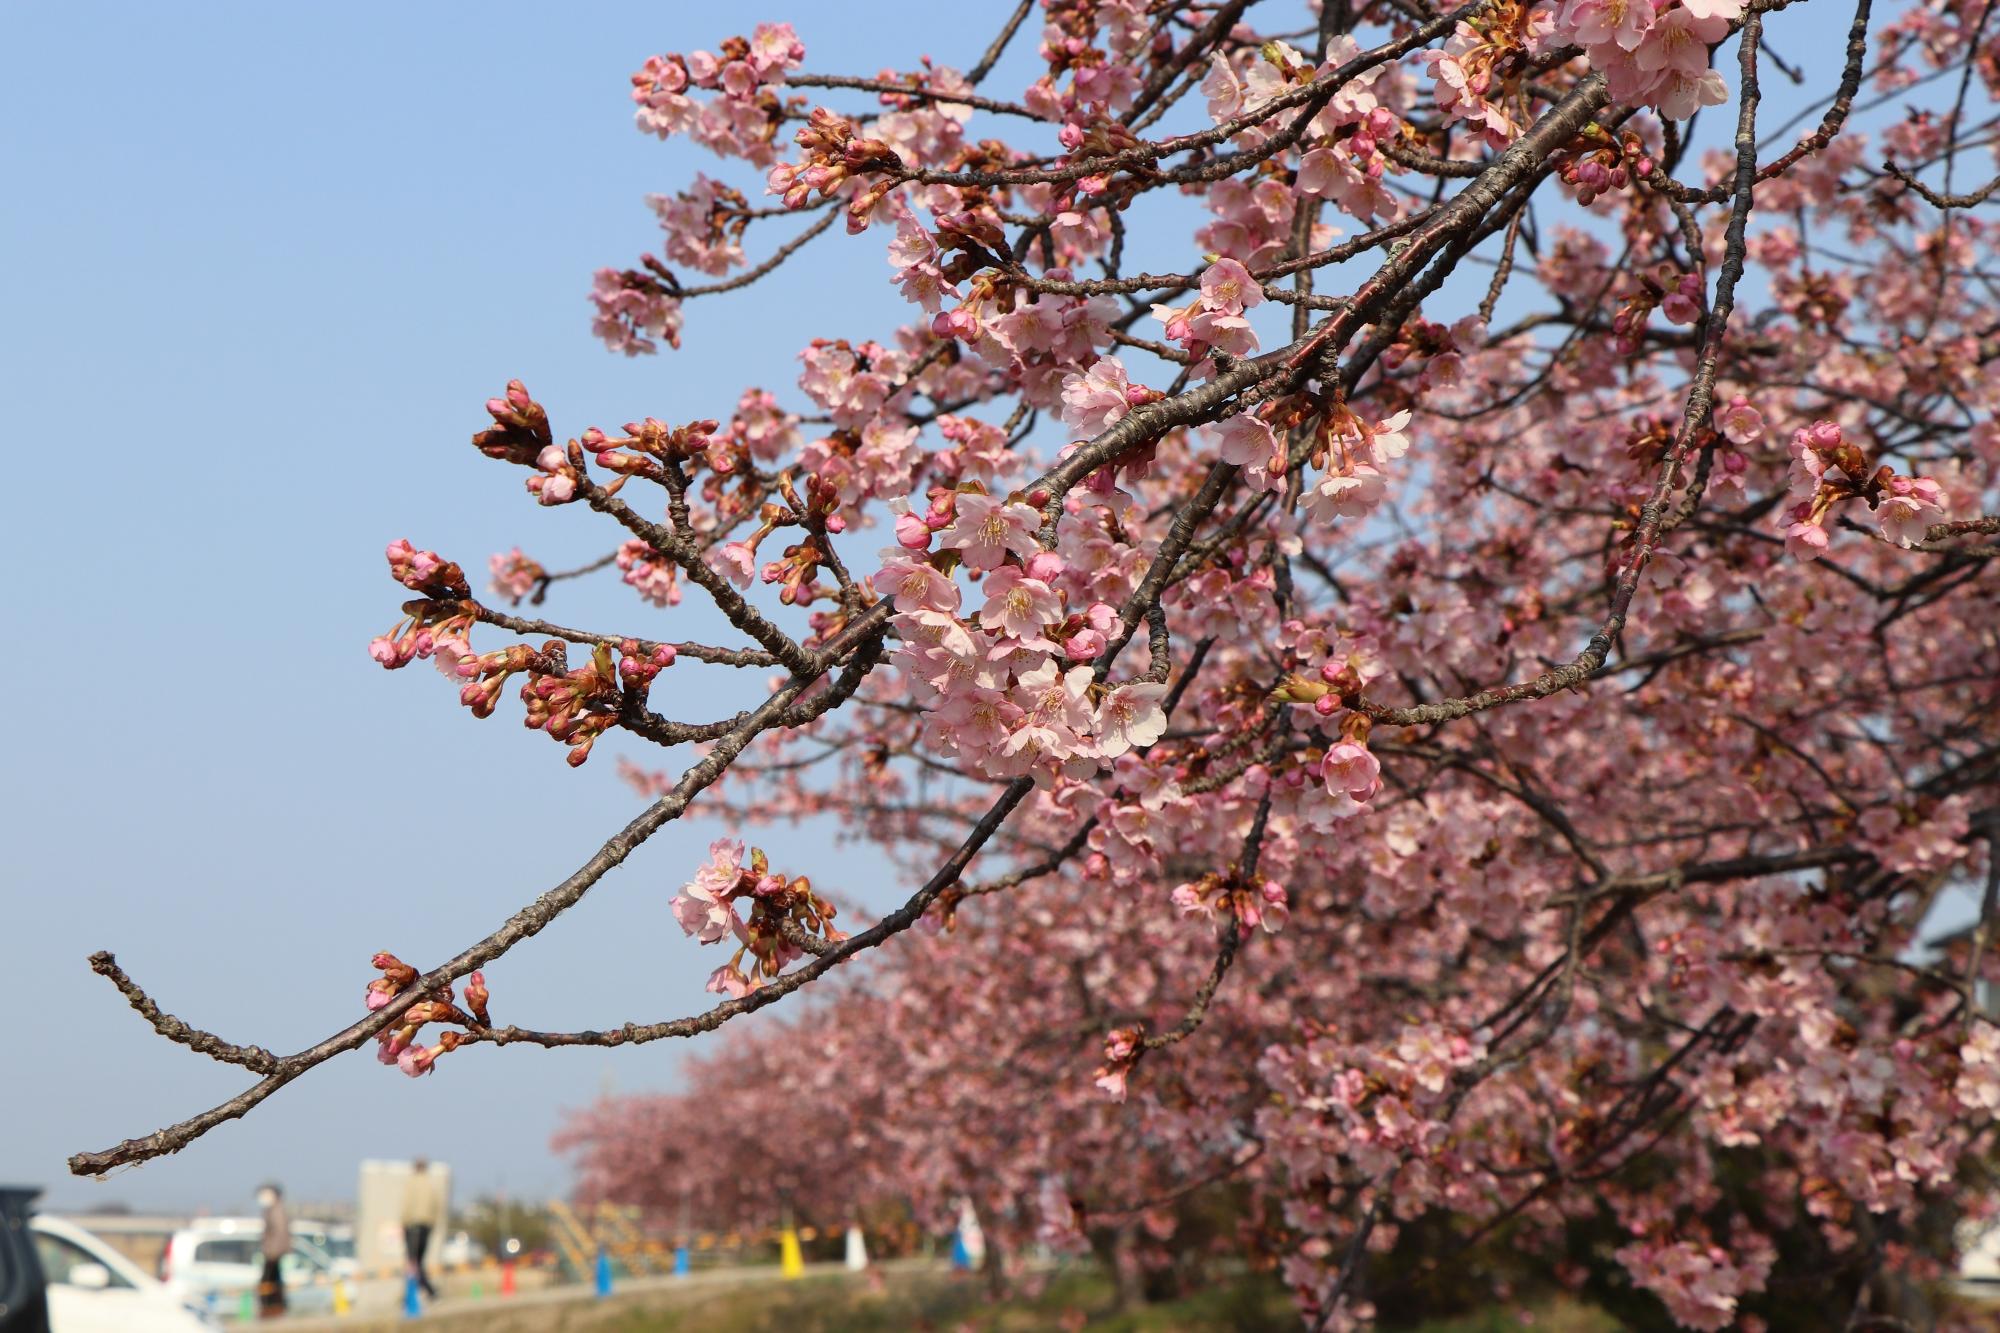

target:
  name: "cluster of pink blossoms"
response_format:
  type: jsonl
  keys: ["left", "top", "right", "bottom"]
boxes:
{"left": 1204, "top": 400, "right": 1413, "bottom": 527}
{"left": 1782, "top": 419, "right": 1948, "bottom": 559}
{"left": 1170, "top": 872, "right": 1291, "bottom": 936}
{"left": 1309, "top": 409, "right": 1412, "bottom": 522}
{"left": 874, "top": 485, "right": 1172, "bottom": 786}
{"left": 487, "top": 548, "right": 543, "bottom": 605}
{"left": 370, "top": 539, "right": 474, "bottom": 672}
{"left": 1259, "top": 1020, "right": 1492, "bottom": 1196}
{"left": 1613, "top": 1237, "right": 1775, "bottom": 1331}
{"left": 1207, "top": 37, "right": 1398, "bottom": 227}
{"left": 630, "top": 23, "right": 803, "bottom": 162}
{"left": 616, "top": 538, "right": 682, "bottom": 608}
{"left": 363, "top": 952, "right": 491, "bottom": 1078}
{"left": 1027, "top": 0, "right": 1150, "bottom": 117}
{"left": 670, "top": 838, "right": 844, "bottom": 997}
{"left": 1419, "top": 6, "right": 1554, "bottom": 141}
{"left": 1151, "top": 258, "right": 1264, "bottom": 363}
{"left": 645, "top": 175, "right": 750, "bottom": 277}
{"left": 375, "top": 532, "right": 681, "bottom": 766}
{"left": 1553, "top": 0, "right": 1746, "bottom": 120}
{"left": 590, "top": 268, "right": 683, "bottom": 356}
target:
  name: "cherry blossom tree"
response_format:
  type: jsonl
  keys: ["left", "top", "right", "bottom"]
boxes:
{"left": 76, "top": 0, "right": 2000, "bottom": 1326}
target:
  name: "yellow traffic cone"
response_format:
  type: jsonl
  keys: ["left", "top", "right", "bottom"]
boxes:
{"left": 779, "top": 1226, "right": 805, "bottom": 1280}
{"left": 332, "top": 1279, "right": 351, "bottom": 1316}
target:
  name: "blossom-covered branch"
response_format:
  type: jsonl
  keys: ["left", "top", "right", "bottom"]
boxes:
{"left": 82, "top": 2, "right": 2000, "bottom": 1327}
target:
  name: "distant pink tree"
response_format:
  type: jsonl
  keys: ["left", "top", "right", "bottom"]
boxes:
{"left": 81, "top": 2, "right": 2000, "bottom": 1326}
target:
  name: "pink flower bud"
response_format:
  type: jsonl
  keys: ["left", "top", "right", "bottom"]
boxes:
{"left": 1065, "top": 628, "right": 1107, "bottom": 661}
{"left": 895, "top": 512, "right": 933, "bottom": 549}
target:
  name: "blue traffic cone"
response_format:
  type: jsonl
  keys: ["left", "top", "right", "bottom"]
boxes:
{"left": 673, "top": 1244, "right": 690, "bottom": 1277}
{"left": 949, "top": 1230, "right": 972, "bottom": 1271}
{"left": 403, "top": 1272, "right": 423, "bottom": 1317}
{"left": 594, "top": 1247, "right": 613, "bottom": 1298}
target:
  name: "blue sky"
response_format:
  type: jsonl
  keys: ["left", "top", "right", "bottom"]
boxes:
{"left": 0, "top": 2, "right": 1061, "bottom": 1215}
{"left": 1, "top": 2, "right": 1895, "bottom": 1216}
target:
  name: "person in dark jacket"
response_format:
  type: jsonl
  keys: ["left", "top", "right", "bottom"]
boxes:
{"left": 256, "top": 1183, "right": 289, "bottom": 1319}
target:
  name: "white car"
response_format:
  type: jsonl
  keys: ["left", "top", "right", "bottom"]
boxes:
{"left": 30, "top": 1214, "right": 216, "bottom": 1333}
{"left": 289, "top": 1220, "right": 358, "bottom": 1280}
{"left": 157, "top": 1219, "right": 338, "bottom": 1316}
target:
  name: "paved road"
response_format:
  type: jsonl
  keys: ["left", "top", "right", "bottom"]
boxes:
{"left": 278, "top": 1260, "right": 933, "bottom": 1330}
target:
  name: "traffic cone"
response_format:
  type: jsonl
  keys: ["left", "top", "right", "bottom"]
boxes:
{"left": 594, "top": 1247, "right": 613, "bottom": 1298}
{"left": 672, "top": 1244, "right": 690, "bottom": 1277}
{"left": 404, "top": 1273, "right": 422, "bottom": 1317}
{"left": 237, "top": 1288, "right": 255, "bottom": 1322}
{"left": 499, "top": 1260, "right": 516, "bottom": 1297}
{"left": 844, "top": 1226, "right": 868, "bottom": 1272}
{"left": 779, "top": 1227, "right": 804, "bottom": 1280}
{"left": 332, "top": 1279, "right": 351, "bottom": 1316}
{"left": 469, "top": 1276, "right": 483, "bottom": 1300}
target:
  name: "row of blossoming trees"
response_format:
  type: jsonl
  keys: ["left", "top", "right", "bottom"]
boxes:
{"left": 78, "top": 0, "right": 1999, "bottom": 1327}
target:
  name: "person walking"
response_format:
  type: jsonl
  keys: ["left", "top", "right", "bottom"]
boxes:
{"left": 401, "top": 1158, "right": 442, "bottom": 1302}
{"left": 255, "top": 1183, "right": 289, "bottom": 1319}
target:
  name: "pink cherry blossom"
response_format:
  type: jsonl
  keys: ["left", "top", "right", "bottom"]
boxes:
{"left": 671, "top": 839, "right": 748, "bottom": 945}
{"left": 1875, "top": 475, "right": 1946, "bottom": 547}
{"left": 1094, "top": 680, "right": 1168, "bottom": 759}
{"left": 977, "top": 565, "right": 1064, "bottom": 639}
{"left": 872, "top": 553, "right": 960, "bottom": 613}
{"left": 939, "top": 493, "right": 1042, "bottom": 571}
{"left": 1320, "top": 741, "right": 1381, "bottom": 802}
{"left": 1714, "top": 395, "right": 1764, "bottom": 446}
{"left": 1059, "top": 356, "right": 1140, "bottom": 438}
{"left": 1203, "top": 413, "right": 1282, "bottom": 471}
